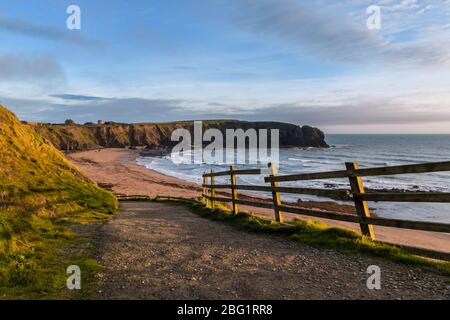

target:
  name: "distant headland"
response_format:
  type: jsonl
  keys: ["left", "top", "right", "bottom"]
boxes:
{"left": 29, "top": 119, "right": 329, "bottom": 151}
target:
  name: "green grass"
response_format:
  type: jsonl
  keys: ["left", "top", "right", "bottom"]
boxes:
{"left": 153, "top": 197, "right": 450, "bottom": 277}
{"left": 0, "top": 207, "right": 110, "bottom": 299}
{"left": 0, "top": 104, "right": 118, "bottom": 299}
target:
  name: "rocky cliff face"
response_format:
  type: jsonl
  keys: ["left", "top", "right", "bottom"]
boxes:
{"left": 33, "top": 120, "right": 328, "bottom": 151}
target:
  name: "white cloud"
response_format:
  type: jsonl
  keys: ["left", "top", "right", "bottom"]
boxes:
{"left": 228, "top": 0, "right": 450, "bottom": 67}
{"left": 390, "top": 0, "right": 420, "bottom": 11}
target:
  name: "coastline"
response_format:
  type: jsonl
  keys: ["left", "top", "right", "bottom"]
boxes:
{"left": 67, "top": 148, "right": 450, "bottom": 254}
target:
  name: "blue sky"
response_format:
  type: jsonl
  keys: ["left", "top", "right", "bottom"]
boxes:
{"left": 1, "top": 0, "right": 450, "bottom": 133}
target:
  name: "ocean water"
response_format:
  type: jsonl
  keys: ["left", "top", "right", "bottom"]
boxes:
{"left": 136, "top": 134, "right": 450, "bottom": 223}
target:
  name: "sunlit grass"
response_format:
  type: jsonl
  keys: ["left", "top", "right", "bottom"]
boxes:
{"left": 0, "top": 104, "right": 118, "bottom": 299}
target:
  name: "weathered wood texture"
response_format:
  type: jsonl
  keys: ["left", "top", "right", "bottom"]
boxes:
{"left": 202, "top": 161, "right": 450, "bottom": 238}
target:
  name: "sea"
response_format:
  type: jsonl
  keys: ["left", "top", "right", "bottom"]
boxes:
{"left": 136, "top": 134, "right": 450, "bottom": 223}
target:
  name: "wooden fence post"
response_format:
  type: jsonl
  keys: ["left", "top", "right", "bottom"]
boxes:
{"left": 210, "top": 169, "right": 216, "bottom": 209}
{"left": 268, "top": 162, "right": 283, "bottom": 223}
{"left": 230, "top": 165, "right": 238, "bottom": 214}
{"left": 345, "top": 162, "right": 375, "bottom": 240}
{"left": 202, "top": 172, "right": 208, "bottom": 207}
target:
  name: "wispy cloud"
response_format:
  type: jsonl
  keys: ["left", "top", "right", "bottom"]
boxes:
{"left": 231, "top": 0, "right": 383, "bottom": 64}
{"left": 248, "top": 100, "right": 450, "bottom": 126}
{"left": 230, "top": 0, "right": 450, "bottom": 66}
{"left": 0, "top": 96, "right": 188, "bottom": 123}
{"left": 3, "top": 89, "right": 450, "bottom": 132}
{"left": 1, "top": 1, "right": 450, "bottom": 133}
{"left": 49, "top": 94, "right": 109, "bottom": 101}
{"left": 0, "top": 54, "right": 65, "bottom": 82}
{"left": 0, "top": 14, "right": 103, "bottom": 47}
{"left": 389, "top": 0, "right": 420, "bottom": 12}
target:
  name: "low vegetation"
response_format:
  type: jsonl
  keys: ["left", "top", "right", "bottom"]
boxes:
{"left": 0, "top": 105, "right": 118, "bottom": 299}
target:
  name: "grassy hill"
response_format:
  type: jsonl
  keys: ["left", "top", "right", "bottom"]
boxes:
{"left": 0, "top": 105, "right": 118, "bottom": 298}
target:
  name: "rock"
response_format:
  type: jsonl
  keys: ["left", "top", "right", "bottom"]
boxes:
{"left": 35, "top": 120, "right": 329, "bottom": 151}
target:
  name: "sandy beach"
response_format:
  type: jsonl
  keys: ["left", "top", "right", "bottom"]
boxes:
{"left": 67, "top": 148, "right": 450, "bottom": 255}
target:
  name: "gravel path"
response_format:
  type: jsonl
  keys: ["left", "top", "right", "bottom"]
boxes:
{"left": 94, "top": 202, "right": 449, "bottom": 300}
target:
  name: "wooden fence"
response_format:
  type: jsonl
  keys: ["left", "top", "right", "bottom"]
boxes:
{"left": 202, "top": 161, "right": 450, "bottom": 241}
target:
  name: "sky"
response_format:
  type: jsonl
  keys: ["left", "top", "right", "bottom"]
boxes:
{"left": 1, "top": 0, "right": 450, "bottom": 133}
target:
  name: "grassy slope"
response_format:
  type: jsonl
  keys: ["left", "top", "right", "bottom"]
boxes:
{"left": 0, "top": 105, "right": 118, "bottom": 299}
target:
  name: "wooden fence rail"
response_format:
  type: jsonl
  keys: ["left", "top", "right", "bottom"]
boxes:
{"left": 202, "top": 161, "right": 450, "bottom": 241}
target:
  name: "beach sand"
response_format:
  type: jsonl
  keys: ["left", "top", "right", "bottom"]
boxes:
{"left": 67, "top": 148, "right": 450, "bottom": 255}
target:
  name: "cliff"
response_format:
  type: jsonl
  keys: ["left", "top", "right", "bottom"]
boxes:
{"left": 33, "top": 120, "right": 328, "bottom": 151}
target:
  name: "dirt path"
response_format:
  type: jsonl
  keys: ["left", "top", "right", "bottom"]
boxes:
{"left": 67, "top": 149, "right": 450, "bottom": 254}
{"left": 93, "top": 202, "right": 449, "bottom": 300}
